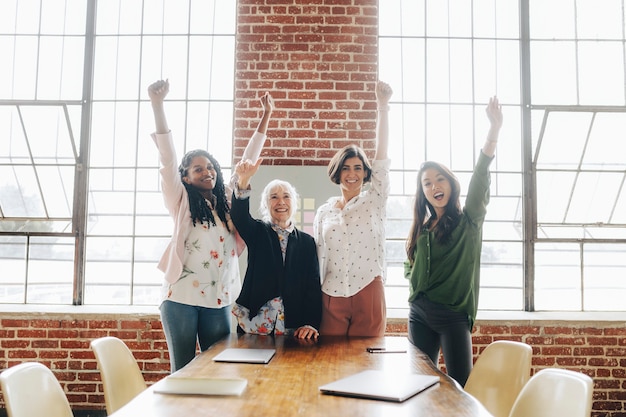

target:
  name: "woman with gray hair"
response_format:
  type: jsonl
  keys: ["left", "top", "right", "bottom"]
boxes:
{"left": 230, "top": 145, "right": 321, "bottom": 339}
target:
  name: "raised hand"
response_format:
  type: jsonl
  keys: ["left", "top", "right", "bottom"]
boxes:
{"left": 235, "top": 158, "right": 263, "bottom": 189}
{"left": 148, "top": 79, "right": 170, "bottom": 104}
{"left": 376, "top": 81, "right": 393, "bottom": 107}
{"left": 260, "top": 91, "right": 274, "bottom": 114}
{"left": 148, "top": 79, "right": 170, "bottom": 134}
{"left": 486, "top": 96, "right": 503, "bottom": 132}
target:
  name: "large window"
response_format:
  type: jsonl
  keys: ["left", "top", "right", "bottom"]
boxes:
{"left": 0, "top": 0, "right": 237, "bottom": 305}
{"left": 379, "top": 0, "right": 626, "bottom": 312}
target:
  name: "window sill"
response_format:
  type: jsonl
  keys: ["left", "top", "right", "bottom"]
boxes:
{"left": 1, "top": 305, "right": 625, "bottom": 324}
{"left": 387, "top": 308, "right": 626, "bottom": 324}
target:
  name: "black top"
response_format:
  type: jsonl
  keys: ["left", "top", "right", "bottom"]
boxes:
{"left": 231, "top": 193, "right": 322, "bottom": 330}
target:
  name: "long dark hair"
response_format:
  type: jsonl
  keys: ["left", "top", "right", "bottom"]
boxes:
{"left": 406, "top": 161, "right": 462, "bottom": 264}
{"left": 178, "top": 149, "right": 231, "bottom": 231}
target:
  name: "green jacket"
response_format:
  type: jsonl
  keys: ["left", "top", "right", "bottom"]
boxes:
{"left": 404, "top": 152, "right": 493, "bottom": 329}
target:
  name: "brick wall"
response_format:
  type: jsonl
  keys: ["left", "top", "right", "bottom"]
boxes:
{"left": 234, "top": 0, "right": 380, "bottom": 165}
{"left": 0, "top": 313, "right": 169, "bottom": 413}
{"left": 0, "top": 313, "right": 625, "bottom": 416}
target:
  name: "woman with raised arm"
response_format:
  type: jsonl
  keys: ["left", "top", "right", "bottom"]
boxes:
{"left": 313, "top": 81, "right": 393, "bottom": 337}
{"left": 229, "top": 92, "right": 321, "bottom": 340}
{"left": 147, "top": 79, "right": 271, "bottom": 372}
{"left": 404, "top": 97, "right": 503, "bottom": 386}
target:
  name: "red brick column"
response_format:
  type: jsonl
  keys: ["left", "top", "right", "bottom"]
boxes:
{"left": 234, "top": 0, "right": 379, "bottom": 166}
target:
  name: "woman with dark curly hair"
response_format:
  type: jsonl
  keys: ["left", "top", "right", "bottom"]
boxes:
{"left": 147, "top": 79, "right": 270, "bottom": 372}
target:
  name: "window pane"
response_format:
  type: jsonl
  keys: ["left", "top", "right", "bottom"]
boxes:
{"left": 535, "top": 243, "right": 581, "bottom": 311}
{"left": 186, "top": 101, "right": 234, "bottom": 165}
{"left": 530, "top": 41, "right": 578, "bottom": 105}
{"left": 11, "top": 36, "right": 38, "bottom": 99}
{"left": 92, "top": 37, "right": 142, "bottom": 100}
{"left": 448, "top": 40, "right": 473, "bottom": 102}
{"left": 583, "top": 113, "right": 626, "bottom": 170}
{"left": 578, "top": 42, "right": 625, "bottom": 105}
{"left": 96, "top": 0, "right": 144, "bottom": 35}
{"left": 12, "top": 0, "right": 41, "bottom": 33}
{"left": 567, "top": 172, "right": 623, "bottom": 224}
{"left": 583, "top": 244, "right": 626, "bottom": 311}
{"left": 0, "top": 166, "right": 46, "bottom": 217}
{"left": 535, "top": 112, "right": 591, "bottom": 169}
{"left": 26, "top": 236, "right": 74, "bottom": 304}
{"left": 529, "top": 0, "right": 576, "bottom": 39}
{"left": 37, "top": 37, "right": 85, "bottom": 100}
{"left": 378, "top": 38, "right": 425, "bottom": 103}
{"left": 37, "top": 166, "right": 75, "bottom": 218}
{"left": 378, "top": 0, "right": 424, "bottom": 37}
{"left": 40, "top": 0, "right": 87, "bottom": 35}
{"left": 536, "top": 171, "right": 576, "bottom": 224}
{"left": 188, "top": 36, "right": 235, "bottom": 100}
{"left": 426, "top": 39, "right": 451, "bottom": 102}
{"left": 576, "top": 0, "right": 624, "bottom": 40}
{"left": 0, "top": 236, "right": 27, "bottom": 303}
{"left": 190, "top": 0, "right": 237, "bottom": 34}
{"left": 84, "top": 236, "right": 134, "bottom": 304}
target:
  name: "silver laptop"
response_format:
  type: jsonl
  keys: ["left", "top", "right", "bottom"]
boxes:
{"left": 153, "top": 376, "right": 248, "bottom": 396}
{"left": 319, "top": 370, "right": 439, "bottom": 402}
{"left": 212, "top": 348, "right": 276, "bottom": 364}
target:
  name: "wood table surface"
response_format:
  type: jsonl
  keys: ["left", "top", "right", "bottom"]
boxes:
{"left": 111, "top": 333, "right": 493, "bottom": 417}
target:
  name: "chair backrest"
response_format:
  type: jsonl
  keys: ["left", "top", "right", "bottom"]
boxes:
{"left": 508, "top": 368, "right": 594, "bottom": 417}
{"left": 90, "top": 336, "right": 147, "bottom": 414}
{"left": 0, "top": 362, "right": 73, "bottom": 417}
{"left": 464, "top": 340, "right": 533, "bottom": 417}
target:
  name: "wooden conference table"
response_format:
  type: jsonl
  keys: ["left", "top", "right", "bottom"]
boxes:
{"left": 111, "top": 334, "right": 493, "bottom": 417}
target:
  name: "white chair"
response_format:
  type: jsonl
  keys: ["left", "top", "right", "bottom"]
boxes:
{"left": 508, "top": 368, "right": 593, "bottom": 417}
{"left": 464, "top": 340, "right": 532, "bottom": 417}
{"left": 0, "top": 362, "right": 73, "bottom": 417}
{"left": 90, "top": 336, "right": 147, "bottom": 414}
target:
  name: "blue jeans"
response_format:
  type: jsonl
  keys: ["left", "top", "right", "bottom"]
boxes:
{"left": 408, "top": 295, "right": 473, "bottom": 386}
{"left": 160, "top": 300, "right": 231, "bottom": 372}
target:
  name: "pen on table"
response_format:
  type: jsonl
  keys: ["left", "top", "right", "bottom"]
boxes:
{"left": 366, "top": 347, "right": 407, "bottom": 354}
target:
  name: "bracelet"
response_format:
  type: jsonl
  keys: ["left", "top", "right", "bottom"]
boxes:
{"left": 378, "top": 104, "right": 390, "bottom": 112}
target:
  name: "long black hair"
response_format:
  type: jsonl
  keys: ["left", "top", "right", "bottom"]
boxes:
{"left": 178, "top": 149, "right": 231, "bottom": 231}
{"left": 406, "top": 161, "right": 462, "bottom": 264}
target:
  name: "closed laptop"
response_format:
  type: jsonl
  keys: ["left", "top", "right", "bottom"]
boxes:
{"left": 319, "top": 370, "right": 439, "bottom": 402}
{"left": 212, "top": 348, "right": 276, "bottom": 364}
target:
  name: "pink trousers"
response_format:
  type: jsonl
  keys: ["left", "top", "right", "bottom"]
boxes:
{"left": 319, "top": 276, "right": 386, "bottom": 337}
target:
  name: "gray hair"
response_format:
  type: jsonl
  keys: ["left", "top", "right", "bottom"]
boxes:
{"left": 259, "top": 179, "right": 299, "bottom": 225}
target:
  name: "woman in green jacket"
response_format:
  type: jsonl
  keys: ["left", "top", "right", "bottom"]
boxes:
{"left": 404, "top": 97, "right": 503, "bottom": 386}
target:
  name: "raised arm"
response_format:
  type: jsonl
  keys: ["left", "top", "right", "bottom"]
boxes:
{"left": 147, "top": 79, "right": 170, "bottom": 134}
{"left": 481, "top": 96, "right": 503, "bottom": 158}
{"left": 256, "top": 92, "right": 273, "bottom": 136}
{"left": 374, "top": 81, "right": 393, "bottom": 160}
{"left": 241, "top": 92, "right": 274, "bottom": 162}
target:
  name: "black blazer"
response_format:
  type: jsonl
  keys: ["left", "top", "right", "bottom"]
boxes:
{"left": 231, "top": 194, "right": 322, "bottom": 330}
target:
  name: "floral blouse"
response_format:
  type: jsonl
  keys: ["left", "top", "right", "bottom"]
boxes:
{"left": 232, "top": 297, "right": 289, "bottom": 336}
{"left": 162, "top": 213, "right": 241, "bottom": 309}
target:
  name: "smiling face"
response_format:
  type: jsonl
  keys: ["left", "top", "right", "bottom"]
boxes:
{"left": 420, "top": 167, "right": 452, "bottom": 217}
{"left": 339, "top": 156, "right": 366, "bottom": 198}
{"left": 183, "top": 155, "right": 217, "bottom": 195}
{"left": 268, "top": 185, "right": 293, "bottom": 228}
